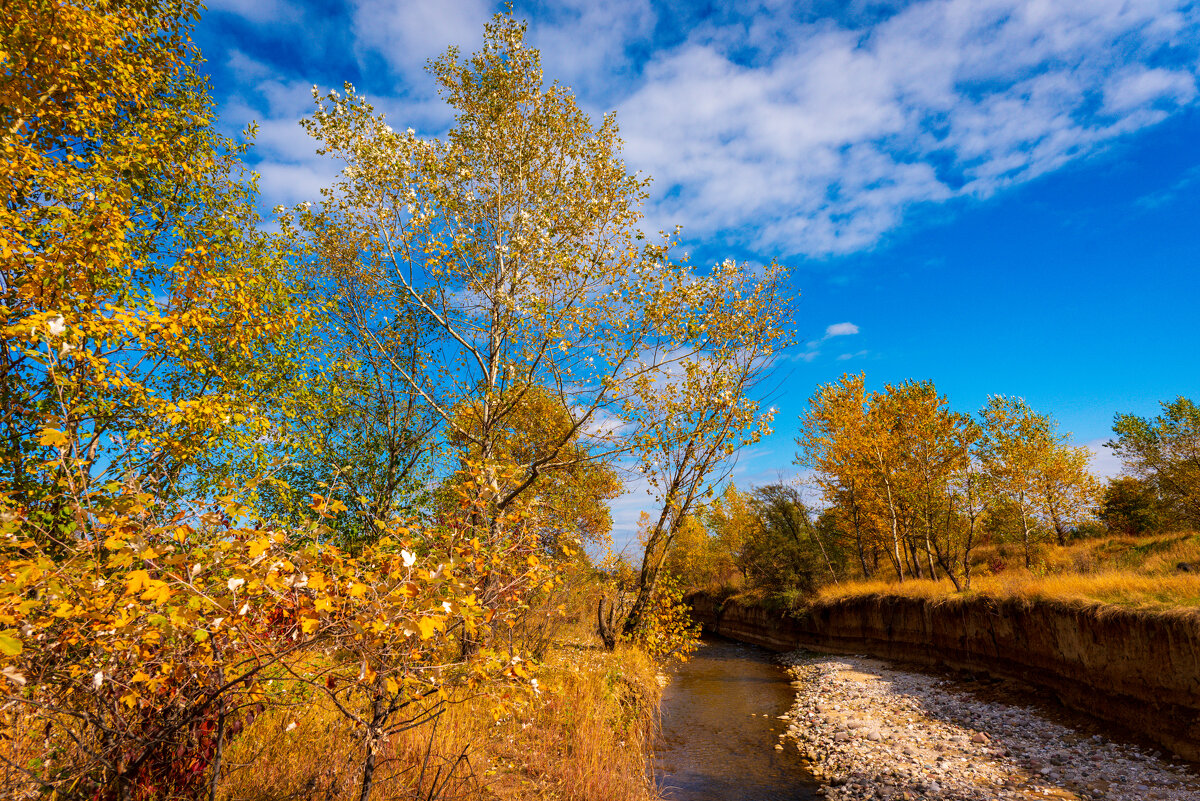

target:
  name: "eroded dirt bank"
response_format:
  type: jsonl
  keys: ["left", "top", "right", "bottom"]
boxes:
{"left": 778, "top": 650, "right": 1200, "bottom": 801}
{"left": 688, "top": 593, "right": 1200, "bottom": 761}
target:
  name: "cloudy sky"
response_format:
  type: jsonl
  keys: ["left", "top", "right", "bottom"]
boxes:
{"left": 196, "top": 0, "right": 1200, "bottom": 546}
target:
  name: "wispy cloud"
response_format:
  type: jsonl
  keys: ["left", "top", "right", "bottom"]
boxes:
{"left": 209, "top": 0, "right": 1200, "bottom": 258}
{"left": 1085, "top": 438, "right": 1124, "bottom": 481}
{"left": 613, "top": 0, "right": 1200, "bottom": 255}
{"left": 790, "top": 320, "right": 861, "bottom": 361}
{"left": 824, "top": 322, "right": 860, "bottom": 338}
{"left": 204, "top": 0, "right": 289, "bottom": 24}
{"left": 350, "top": 0, "right": 490, "bottom": 78}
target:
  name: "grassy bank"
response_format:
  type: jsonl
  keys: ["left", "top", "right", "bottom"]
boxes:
{"left": 810, "top": 532, "right": 1200, "bottom": 611}
{"left": 694, "top": 532, "right": 1200, "bottom": 613}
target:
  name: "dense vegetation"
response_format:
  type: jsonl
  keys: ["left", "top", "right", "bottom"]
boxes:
{"left": 3, "top": 1, "right": 1195, "bottom": 798}
{"left": 665, "top": 379, "right": 1200, "bottom": 610}
{"left": 0, "top": 3, "right": 787, "bottom": 798}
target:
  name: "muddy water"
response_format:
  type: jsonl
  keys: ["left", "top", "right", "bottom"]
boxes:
{"left": 653, "top": 636, "right": 819, "bottom": 800}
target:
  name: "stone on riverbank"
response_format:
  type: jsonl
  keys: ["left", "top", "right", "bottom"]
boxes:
{"left": 778, "top": 650, "right": 1200, "bottom": 801}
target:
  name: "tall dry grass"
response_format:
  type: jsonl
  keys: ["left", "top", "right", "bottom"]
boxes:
{"left": 215, "top": 635, "right": 661, "bottom": 801}
{"left": 814, "top": 532, "right": 1200, "bottom": 611}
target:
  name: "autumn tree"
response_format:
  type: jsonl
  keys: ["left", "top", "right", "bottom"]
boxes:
{"left": 1037, "top": 441, "right": 1102, "bottom": 544}
{"left": 796, "top": 374, "right": 884, "bottom": 579}
{"left": 800, "top": 377, "right": 995, "bottom": 590}
{"left": 661, "top": 512, "right": 717, "bottom": 590}
{"left": 299, "top": 15, "right": 671, "bottom": 536}
{"left": 1100, "top": 476, "right": 1170, "bottom": 535}
{"left": 740, "top": 484, "right": 839, "bottom": 595}
{"left": 703, "top": 484, "right": 760, "bottom": 583}
{"left": 438, "top": 384, "right": 622, "bottom": 551}
{"left": 0, "top": 5, "right": 548, "bottom": 800}
{"left": 296, "top": 14, "right": 792, "bottom": 649}
{"left": 887, "top": 381, "right": 978, "bottom": 590}
{"left": 979, "top": 396, "right": 1098, "bottom": 565}
{"left": 618, "top": 296, "right": 792, "bottom": 641}
{"left": 1110, "top": 396, "right": 1200, "bottom": 529}
{"left": 1, "top": 0, "right": 317, "bottom": 542}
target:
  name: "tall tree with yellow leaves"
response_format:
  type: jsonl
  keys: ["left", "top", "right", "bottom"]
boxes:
{"left": 2, "top": 0, "right": 317, "bottom": 540}
{"left": 979, "top": 396, "right": 1098, "bottom": 565}
{"left": 298, "top": 14, "right": 793, "bottom": 649}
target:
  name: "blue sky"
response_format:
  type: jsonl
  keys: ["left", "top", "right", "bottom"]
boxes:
{"left": 195, "top": 0, "right": 1200, "bottom": 545}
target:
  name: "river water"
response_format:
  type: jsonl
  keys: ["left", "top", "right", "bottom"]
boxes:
{"left": 653, "top": 636, "right": 820, "bottom": 800}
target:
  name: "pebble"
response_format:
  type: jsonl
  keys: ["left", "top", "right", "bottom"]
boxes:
{"left": 776, "top": 650, "right": 1200, "bottom": 801}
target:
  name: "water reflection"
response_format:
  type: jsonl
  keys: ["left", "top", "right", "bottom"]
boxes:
{"left": 653, "top": 636, "right": 819, "bottom": 800}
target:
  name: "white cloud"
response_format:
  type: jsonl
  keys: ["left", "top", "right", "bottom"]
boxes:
{"left": 825, "top": 322, "right": 860, "bottom": 338}
{"left": 612, "top": 0, "right": 1200, "bottom": 256}
{"left": 1103, "top": 66, "right": 1197, "bottom": 114}
{"left": 254, "top": 161, "right": 341, "bottom": 209}
{"left": 1084, "top": 438, "right": 1124, "bottom": 481}
{"left": 525, "top": 0, "right": 657, "bottom": 102}
{"left": 229, "top": 0, "right": 1200, "bottom": 257}
{"left": 350, "top": 0, "right": 490, "bottom": 78}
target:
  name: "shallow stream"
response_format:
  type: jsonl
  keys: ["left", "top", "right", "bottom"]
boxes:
{"left": 652, "top": 636, "right": 819, "bottom": 800}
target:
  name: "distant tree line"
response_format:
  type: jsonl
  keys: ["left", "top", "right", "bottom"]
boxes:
{"left": 663, "top": 377, "right": 1200, "bottom": 600}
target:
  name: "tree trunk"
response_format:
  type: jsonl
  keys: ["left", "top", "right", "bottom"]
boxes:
{"left": 208, "top": 702, "right": 227, "bottom": 801}
{"left": 1020, "top": 503, "right": 1033, "bottom": 569}
{"left": 596, "top": 596, "right": 618, "bottom": 651}
{"left": 882, "top": 479, "right": 905, "bottom": 583}
{"left": 358, "top": 679, "right": 389, "bottom": 801}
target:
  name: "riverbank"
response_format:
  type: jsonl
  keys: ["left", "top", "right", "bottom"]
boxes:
{"left": 688, "top": 592, "right": 1200, "bottom": 759}
{"left": 777, "top": 649, "right": 1200, "bottom": 801}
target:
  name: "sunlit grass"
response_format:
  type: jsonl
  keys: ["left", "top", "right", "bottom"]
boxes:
{"left": 216, "top": 629, "right": 661, "bottom": 801}
{"left": 812, "top": 532, "right": 1200, "bottom": 612}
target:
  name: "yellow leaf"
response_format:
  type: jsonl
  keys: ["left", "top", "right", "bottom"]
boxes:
{"left": 0, "top": 633, "right": 21, "bottom": 656}
{"left": 248, "top": 537, "right": 270, "bottom": 559}
{"left": 300, "top": 616, "right": 320, "bottom": 635}
{"left": 416, "top": 616, "right": 443, "bottom": 640}
{"left": 385, "top": 676, "right": 399, "bottom": 694}
{"left": 38, "top": 428, "right": 67, "bottom": 448}
{"left": 141, "top": 581, "right": 171, "bottom": 605}
{"left": 349, "top": 583, "right": 366, "bottom": 598}
{"left": 125, "top": 570, "right": 150, "bottom": 594}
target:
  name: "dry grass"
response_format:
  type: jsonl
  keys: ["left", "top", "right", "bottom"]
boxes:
{"left": 813, "top": 532, "right": 1200, "bottom": 612}
{"left": 815, "top": 572, "right": 1200, "bottom": 610}
{"left": 216, "top": 633, "right": 661, "bottom": 801}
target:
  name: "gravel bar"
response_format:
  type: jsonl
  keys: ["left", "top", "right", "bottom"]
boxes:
{"left": 775, "top": 649, "right": 1200, "bottom": 801}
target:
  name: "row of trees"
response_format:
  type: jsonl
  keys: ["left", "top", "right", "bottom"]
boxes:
{"left": 2, "top": 5, "right": 785, "bottom": 798}
{"left": 795, "top": 375, "right": 1098, "bottom": 589}
{"left": 665, "top": 385, "right": 1200, "bottom": 602}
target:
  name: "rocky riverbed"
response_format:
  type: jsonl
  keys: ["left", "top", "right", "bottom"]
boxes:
{"left": 775, "top": 650, "right": 1200, "bottom": 801}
